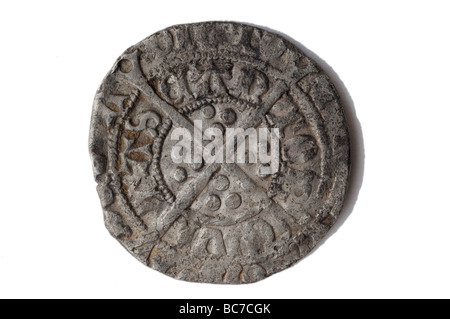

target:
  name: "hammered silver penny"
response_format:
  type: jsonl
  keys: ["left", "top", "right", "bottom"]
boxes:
{"left": 89, "top": 22, "right": 351, "bottom": 284}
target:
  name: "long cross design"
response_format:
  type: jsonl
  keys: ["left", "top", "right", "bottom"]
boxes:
{"left": 114, "top": 50, "right": 293, "bottom": 240}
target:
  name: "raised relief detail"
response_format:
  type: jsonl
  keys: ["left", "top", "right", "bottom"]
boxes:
{"left": 90, "top": 22, "right": 350, "bottom": 284}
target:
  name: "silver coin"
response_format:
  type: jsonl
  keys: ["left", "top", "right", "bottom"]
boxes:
{"left": 89, "top": 22, "right": 351, "bottom": 284}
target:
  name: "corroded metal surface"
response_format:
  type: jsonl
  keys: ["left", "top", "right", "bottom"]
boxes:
{"left": 89, "top": 22, "right": 350, "bottom": 284}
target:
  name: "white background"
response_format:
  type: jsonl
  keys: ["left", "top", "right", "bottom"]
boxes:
{"left": 1, "top": 0, "right": 449, "bottom": 299}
